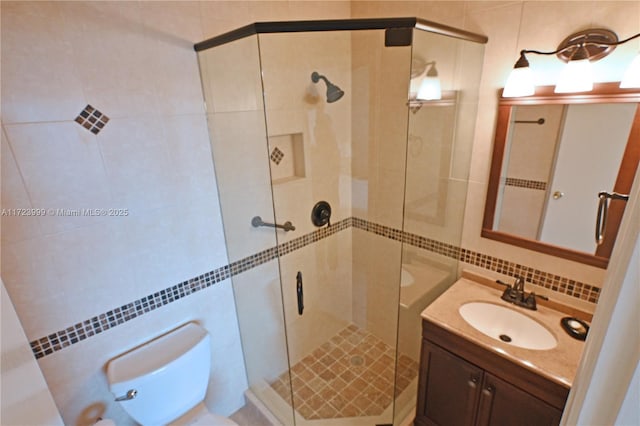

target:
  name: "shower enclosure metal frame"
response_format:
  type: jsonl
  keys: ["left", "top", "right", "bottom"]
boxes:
{"left": 194, "top": 18, "right": 487, "bottom": 51}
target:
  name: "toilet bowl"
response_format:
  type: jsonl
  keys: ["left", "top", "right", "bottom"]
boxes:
{"left": 106, "top": 323, "right": 238, "bottom": 426}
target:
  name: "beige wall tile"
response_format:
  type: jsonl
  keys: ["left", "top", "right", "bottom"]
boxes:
{"left": 1, "top": 131, "right": 42, "bottom": 243}
{"left": 162, "top": 115, "right": 220, "bottom": 205}
{"left": 231, "top": 261, "right": 290, "bottom": 386}
{"left": 288, "top": 0, "right": 351, "bottom": 20}
{"left": 5, "top": 122, "right": 113, "bottom": 235}
{"left": 0, "top": 1, "right": 87, "bottom": 124}
{"left": 207, "top": 111, "right": 278, "bottom": 261}
{"left": 199, "top": 1, "right": 251, "bottom": 39}
{"left": 497, "top": 186, "right": 546, "bottom": 238}
{"left": 2, "top": 222, "right": 136, "bottom": 338}
{"left": 199, "top": 35, "right": 263, "bottom": 113}
{"left": 506, "top": 104, "right": 564, "bottom": 181}
{"left": 140, "top": 1, "right": 204, "bottom": 43}
{"left": 97, "top": 117, "right": 176, "bottom": 212}
{"left": 1, "top": 281, "right": 64, "bottom": 426}
{"left": 279, "top": 232, "right": 353, "bottom": 364}
{"left": 352, "top": 229, "right": 402, "bottom": 347}
{"left": 58, "top": 2, "right": 162, "bottom": 118}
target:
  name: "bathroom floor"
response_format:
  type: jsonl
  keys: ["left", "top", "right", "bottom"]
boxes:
{"left": 269, "top": 324, "right": 419, "bottom": 420}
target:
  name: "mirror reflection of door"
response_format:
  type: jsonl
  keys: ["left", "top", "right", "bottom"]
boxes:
{"left": 494, "top": 102, "right": 636, "bottom": 255}
{"left": 483, "top": 83, "right": 640, "bottom": 267}
{"left": 495, "top": 104, "right": 564, "bottom": 238}
{"left": 539, "top": 103, "right": 635, "bottom": 252}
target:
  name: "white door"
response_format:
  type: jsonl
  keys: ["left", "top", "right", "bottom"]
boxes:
{"left": 539, "top": 103, "right": 636, "bottom": 253}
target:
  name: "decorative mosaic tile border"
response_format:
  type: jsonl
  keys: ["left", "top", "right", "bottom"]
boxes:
{"left": 29, "top": 218, "right": 352, "bottom": 360}
{"left": 352, "top": 218, "right": 599, "bottom": 302}
{"left": 29, "top": 269, "right": 230, "bottom": 359}
{"left": 504, "top": 177, "right": 547, "bottom": 191}
{"left": 29, "top": 216, "right": 599, "bottom": 360}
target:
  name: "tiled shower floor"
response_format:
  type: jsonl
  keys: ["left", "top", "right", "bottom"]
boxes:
{"left": 269, "top": 324, "right": 419, "bottom": 420}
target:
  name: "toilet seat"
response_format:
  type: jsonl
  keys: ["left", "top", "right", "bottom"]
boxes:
{"left": 190, "top": 412, "right": 238, "bottom": 426}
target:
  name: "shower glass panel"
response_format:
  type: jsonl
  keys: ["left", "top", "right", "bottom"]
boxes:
{"left": 197, "top": 35, "right": 296, "bottom": 425}
{"left": 196, "top": 18, "right": 486, "bottom": 426}
{"left": 394, "top": 29, "right": 485, "bottom": 424}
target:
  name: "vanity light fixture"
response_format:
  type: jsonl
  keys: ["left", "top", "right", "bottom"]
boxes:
{"left": 416, "top": 62, "right": 442, "bottom": 101}
{"left": 503, "top": 29, "right": 640, "bottom": 97}
{"left": 620, "top": 53, "right": 640, "bottom": 88}
{"left": 408, "top": 59, "right": 442, "bottom": 112}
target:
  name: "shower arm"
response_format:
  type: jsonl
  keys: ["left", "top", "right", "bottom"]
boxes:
{"left": 314, "top": 74, "right": 330, "bottom": 86}
{"left": 311, "top": 71, "right": 328, "bottom": 85}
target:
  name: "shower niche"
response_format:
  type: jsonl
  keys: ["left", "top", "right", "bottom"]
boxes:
{"left": 268, "top": 132, "right": 306, "bottom": 184}
{"left": 196, "top": 18, "right": 486, "bottom": 425}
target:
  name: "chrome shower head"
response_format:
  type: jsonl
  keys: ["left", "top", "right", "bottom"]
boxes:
{"left": 311, "top": 71, "right": 344, "bottom": 103}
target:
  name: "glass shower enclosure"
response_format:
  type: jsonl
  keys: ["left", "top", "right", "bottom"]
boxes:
{"left": 196, "top": 18, "right": 486, "bottom": 425}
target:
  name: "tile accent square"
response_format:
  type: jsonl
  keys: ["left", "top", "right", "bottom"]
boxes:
{"left": 75, "top": 104, "right": 110, "bottom": 135}
{"left": 270, "top": 146, "right": 284, "bottom": 165}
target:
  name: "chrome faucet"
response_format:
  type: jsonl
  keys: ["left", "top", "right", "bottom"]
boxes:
{"left": 496, "top": 275, "right": 548, "bottom": 310}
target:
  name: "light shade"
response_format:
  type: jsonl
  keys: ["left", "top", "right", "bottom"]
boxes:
{"left": 417, "top": 75, "right": 441, "bottom": 100}
{"left": 503, "top": 66, "right": 535, "bottom": 97}
{"left": 620, "top": 53, "right": 640, "bottom": 88}
{"left": 554, "top": 58, "right": 593, "bottom": 93}
{"left": 409, "top": 75, "right": 422, "bottom": 98}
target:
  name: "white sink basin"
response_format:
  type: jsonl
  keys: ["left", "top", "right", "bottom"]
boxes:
{"left": 458, "top": 302, "right": 557, "bottom": 350}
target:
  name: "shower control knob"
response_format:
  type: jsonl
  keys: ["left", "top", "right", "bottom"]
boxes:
{"left": 311, "top": 201, "right": 332, "bottom": 227}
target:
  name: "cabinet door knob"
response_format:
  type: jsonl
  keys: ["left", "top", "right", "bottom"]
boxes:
{"left": 483, "top": 385, "right": 494, "bottom": 395}
{"left": 468, "top": 376, "right": 479, "bottom": 388}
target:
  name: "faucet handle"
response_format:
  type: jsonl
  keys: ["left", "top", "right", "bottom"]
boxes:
{"left": 496, "top": 279, "right": 512, "bottom": 288}
{"left": 524, "top": 292, "right": 549, "bottom": 310}
{"left": 528, "top": 292, "right": 549, "bottom": 302}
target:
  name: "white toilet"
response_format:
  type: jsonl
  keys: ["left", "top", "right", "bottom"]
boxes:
{"left": 107, "top": 322, "right": 238, "bottom": 426}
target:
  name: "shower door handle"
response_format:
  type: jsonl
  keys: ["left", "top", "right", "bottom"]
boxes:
{"left": 296, "top": 271, "right": 304, "bottom": 316}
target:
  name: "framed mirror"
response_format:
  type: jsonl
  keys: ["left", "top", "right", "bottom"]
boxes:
{"left": 482, "top": 83, "right": 640, "bottom": 268}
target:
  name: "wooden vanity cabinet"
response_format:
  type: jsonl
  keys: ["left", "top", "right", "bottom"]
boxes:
{"left": 415, "top": 319, "right": 567, "bottom": 426}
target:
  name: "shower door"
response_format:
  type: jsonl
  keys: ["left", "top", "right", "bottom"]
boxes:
{"left": 197, "top": 34, "right": 297, "bottom": 425}
{"left": 256, "top": 29, "right": 412, "bottom": 425}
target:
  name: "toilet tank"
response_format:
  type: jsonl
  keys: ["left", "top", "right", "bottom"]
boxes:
{"left": 107, "top": 322, "right": 211, "bottom": 425}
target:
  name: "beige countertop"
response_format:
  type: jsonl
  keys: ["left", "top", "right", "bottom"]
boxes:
{"left": 421, "top": 274, "right": 587, "bottom": 388}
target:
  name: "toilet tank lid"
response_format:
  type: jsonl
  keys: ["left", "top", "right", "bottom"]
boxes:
{"left": 107, "top": 322, "right": 209, "bottom": 385}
